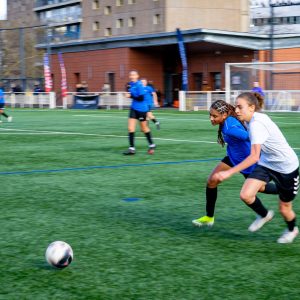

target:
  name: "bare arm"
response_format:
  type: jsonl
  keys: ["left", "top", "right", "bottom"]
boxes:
{"left": 152, "top": 92, "right": 159, "bottom": 107}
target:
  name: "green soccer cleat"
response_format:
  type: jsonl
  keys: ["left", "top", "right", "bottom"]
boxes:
{"left": 192, "top": 216, "right": 214, "bottom": 227}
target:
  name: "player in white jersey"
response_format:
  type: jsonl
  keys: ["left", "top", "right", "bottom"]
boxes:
{"left": 215, "top": 92, "right": 299, "bottom": 243}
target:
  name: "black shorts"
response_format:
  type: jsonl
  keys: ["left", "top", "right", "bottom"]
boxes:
{"left": 248, "top": 165, "right": 299, "bottom": 202}
{"left": 221, "top": 156, "right": 249, "bottom": 179}
{"left": 0, "top": 103, "right": 5, "bottom": 109}
{"left": 129, "top": 109, "right": 147, "bottom": 122}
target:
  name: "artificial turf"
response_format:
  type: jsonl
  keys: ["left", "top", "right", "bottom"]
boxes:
{"left": 0, "top": 109, "right": 300, "bottom": 300}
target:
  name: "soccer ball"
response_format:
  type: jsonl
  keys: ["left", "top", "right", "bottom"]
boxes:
{"left": 45, "top": 241, "right": 73, "bottom": 269}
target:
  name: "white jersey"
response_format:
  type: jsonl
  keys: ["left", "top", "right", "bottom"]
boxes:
{"left": 249, "top": 112, "right": 299, "bottom": 174}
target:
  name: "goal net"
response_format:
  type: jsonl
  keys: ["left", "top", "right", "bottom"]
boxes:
{"left": 225, "top": 61, "right": 300, "bottom": 112}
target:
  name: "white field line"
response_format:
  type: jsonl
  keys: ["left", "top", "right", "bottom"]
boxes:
{"left": 73, "top": 114, "right": 209, "bottom": 122}
{"left": 72, "top": 114, "right": 300, "bottom": 124}
{"left": 1, "top": 128, "right": 299, "bottom": 149}
{"left": 0, "top": 128, "right": 217, "bottom": 144}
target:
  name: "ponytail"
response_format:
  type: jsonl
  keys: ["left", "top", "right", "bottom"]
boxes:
{"left": 237, "top": 92, "right": 264, "bottom": 111}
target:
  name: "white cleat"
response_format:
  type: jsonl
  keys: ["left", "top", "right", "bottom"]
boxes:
{"left": 248, "top": 210, "right": 274, "bottom": 232}
{"left": 7, "top": 116, "right": 12, "bottom": 122}
{"left": 277, "top": 227, "right": 299, "bottom": 244}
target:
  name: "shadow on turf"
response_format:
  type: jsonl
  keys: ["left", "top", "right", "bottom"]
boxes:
{"left": 108, "top": 203, "right": 274, "bottom": 243}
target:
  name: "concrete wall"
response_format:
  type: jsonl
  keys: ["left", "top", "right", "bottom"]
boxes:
{"left": 165, "top": 0, "right": 250, "bottom": 32}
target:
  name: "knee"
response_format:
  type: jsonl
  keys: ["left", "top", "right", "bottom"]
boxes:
{"left": 207, "top": 175, "right": 219, "bottom": 188}
{"left": 240, "top": 190, "right": 253, "bottom": 204}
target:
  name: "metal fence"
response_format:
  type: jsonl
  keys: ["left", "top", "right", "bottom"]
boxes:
{"left": 179, "top": 90, "right": 300, "bottom": 112}
{"left": 4, "top": 92, "right": 56, "bottom": 109}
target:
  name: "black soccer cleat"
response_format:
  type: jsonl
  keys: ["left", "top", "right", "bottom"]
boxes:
{"left": 123, "top": 148, "right": 136, "bottom": 155}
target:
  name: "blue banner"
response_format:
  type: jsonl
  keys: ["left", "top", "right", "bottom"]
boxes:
{"left": 72, "top": 94, "right": 99, "bottom": 109}
{"left": 176, "top": 28, "right": 188, "bottom": 91}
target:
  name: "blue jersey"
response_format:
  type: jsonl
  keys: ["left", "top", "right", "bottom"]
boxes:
{"left": 129, "top": 80, "right": 148, "bottom": 112}
{"left": 143, "top": 85, "right": 155, "bottom": 107}
{"left": 0, "top": 88, "right": 5, "bottom": 104}
{"left": 222, "top": 116, "right": 255, "bottom": 175}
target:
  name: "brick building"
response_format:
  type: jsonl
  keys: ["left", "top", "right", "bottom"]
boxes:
{"left": 31, "top": 0, "right": 300, "bottom": 104}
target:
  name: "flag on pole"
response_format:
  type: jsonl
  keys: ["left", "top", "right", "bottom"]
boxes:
{"left": 176, "top": 28, "right": 188, "bottom": 91}
{"left": 43, "top": 53, "right": 52, "bottom": 92}
{"left": 58, "top": 52, "right": 68, "bottom": 98}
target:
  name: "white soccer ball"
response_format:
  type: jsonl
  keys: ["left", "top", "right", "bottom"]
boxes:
{"left": 45, "top": 241, "right": 73, "bottom": 269}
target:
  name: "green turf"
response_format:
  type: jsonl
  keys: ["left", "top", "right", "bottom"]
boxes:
{"left": 0, "top": 109, "right": 300, "bottom": 300}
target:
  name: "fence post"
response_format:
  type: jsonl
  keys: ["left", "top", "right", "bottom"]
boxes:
{"left": 117, "top": 93, "right": 123, "bottom": 110}
{"left": 179, "top": 91, "right": 186, "bottom": 111}
{"left": 49, "top": 92, "right": 56, "bottom": 109}
{"left": 207, "top": 92, "right": 212, "bottom": 110}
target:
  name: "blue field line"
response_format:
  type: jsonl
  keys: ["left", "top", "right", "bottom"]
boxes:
{"left": 0, "top": 158, "right": 221, "bottom": 176}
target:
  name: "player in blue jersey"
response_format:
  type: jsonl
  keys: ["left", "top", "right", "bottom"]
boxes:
{"left": 123, "top": 70, "right": 156, "bottom": 155}
{"left": 192, "top": 100, "right": 277, "bottom": 227}
{"left": 141, "top": 79, "right": 160, "bottom": 130}
{"left": 0, "top": 83, "right": 12, "bottom": 123}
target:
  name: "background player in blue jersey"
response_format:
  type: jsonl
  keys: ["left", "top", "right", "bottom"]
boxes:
{"left": 0, "top": 83, "right": 12, "bottom": 123}
{"left": 141, "top": 78, "right": 160, "bottom": 130}
{"left": 123, "top": 70, "right": 156, "bottom": 155}
{"left": 192, "top": 100, "right": 277, "bottom": 227}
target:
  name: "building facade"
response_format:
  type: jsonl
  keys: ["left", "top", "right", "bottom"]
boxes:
{"left": 250, "top": 0, "right": 300, "bottom": 34}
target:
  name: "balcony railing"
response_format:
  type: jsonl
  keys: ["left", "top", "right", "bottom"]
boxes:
{"left": 35, "top": 0, "right": 81, "bottom": 9}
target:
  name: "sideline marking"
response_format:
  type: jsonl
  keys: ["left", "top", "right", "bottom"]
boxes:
{"left": 0, "top": 158, "right": 221, "bottom": 176}
{"left": 0, "top": 128, "right": 217, "bottom": 144}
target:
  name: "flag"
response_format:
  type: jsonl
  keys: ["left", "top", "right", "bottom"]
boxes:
{"left": 43, "top": 53, "right": 52, "bottom": 92}
{"left": 176, "top": 28, "right": 188, "bottom": 91}
{"left": 58, "top": 52, "right": 68, "bottom": 98}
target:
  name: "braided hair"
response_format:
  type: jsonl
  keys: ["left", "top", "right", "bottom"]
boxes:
{"left": 210, "top": 100, "right": 242, "bottom": 147}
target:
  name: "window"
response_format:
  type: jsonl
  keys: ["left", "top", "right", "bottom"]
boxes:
{"left": 116, "top": 0, "right": 124, "bottom": 6}
{"left": 128, "top": 17, "right": 136, "bottom": 27}
{"left": 93, "top": 21, "right": 100, "bottom": 31}
{"left": 116, "top": 19, "right": 124, "bottom": 28}
{"left": 153, "top": 14, "right": 160, "bottom": 25}
{"left": 104, "top": 6, "right": 112, "bottom": 15}
{"left": 105, "top": 27, "right": 112, "bottom": 36}
{"left": 128, "top": 0, "right": 136, "bottom": 4}
{"left": 92, "top": 0, "right": 100, "bottom": 9}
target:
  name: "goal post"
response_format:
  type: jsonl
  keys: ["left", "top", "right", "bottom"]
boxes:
{"left": 225, "top": 61, "right": 300, "bottom": 111}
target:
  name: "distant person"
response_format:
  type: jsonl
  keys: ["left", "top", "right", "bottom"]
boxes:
{"left": 10, "top": 83, "right": 23, "bottom": 94}
{"left": 0, "top": 83, "right": 13, "bottom": 122}
{"left": 76, "top": 83, "right": 86, "bottom": 94}
{"left": 102, "top": 83, "right": 111, "bottom": 94}
{"left": 123, "top": 70, "right": 156, "bottom": 155}
{"left": 33, "top": 83, "right": 44, "bottom": 95}
{"left": 252, "top": 82, "right": 265, "bottom": 97}
{"left": 81, "top": 81, "right": 88, "bottom": 92}
{"left": 141, "top": 78, "right": 160, "bottom": 130}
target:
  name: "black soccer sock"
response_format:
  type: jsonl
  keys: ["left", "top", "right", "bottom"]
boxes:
{"left": 286, "top": 218, "right": 296, "bottom": 232}
{"left": 151, "top": 118, "right": 157, "bottom": 124}
{"left": 247, "top": 197, "right": 268, "bottom": 218}
{"left": 129, "top": 132, "right": 135, "bottom": 148}
{"left": 1, "top": 112, "right": 9, "bottom": 118}
{"left": 206, "top": 186, "right": 218, "bottom": 217}
{"left": 145, "top": 131, "right": 153, "bottom": 145}
{"left": 263, "top": 183, "right": 278, "bottom": 195}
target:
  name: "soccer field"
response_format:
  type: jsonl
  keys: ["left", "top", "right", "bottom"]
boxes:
{"left": 1, "top": 109, "right": 300, "bottom": 299}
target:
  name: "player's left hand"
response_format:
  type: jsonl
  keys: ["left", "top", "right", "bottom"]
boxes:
{"left": 215, "top": 170, "right": 232, "bottom": 182}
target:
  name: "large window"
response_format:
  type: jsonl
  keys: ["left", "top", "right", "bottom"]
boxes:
{"left": 38, "top": 5, "right": 82, "bottom": 24}
{"left": 92, "top": 0, "right": 100, "bottom": 9}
